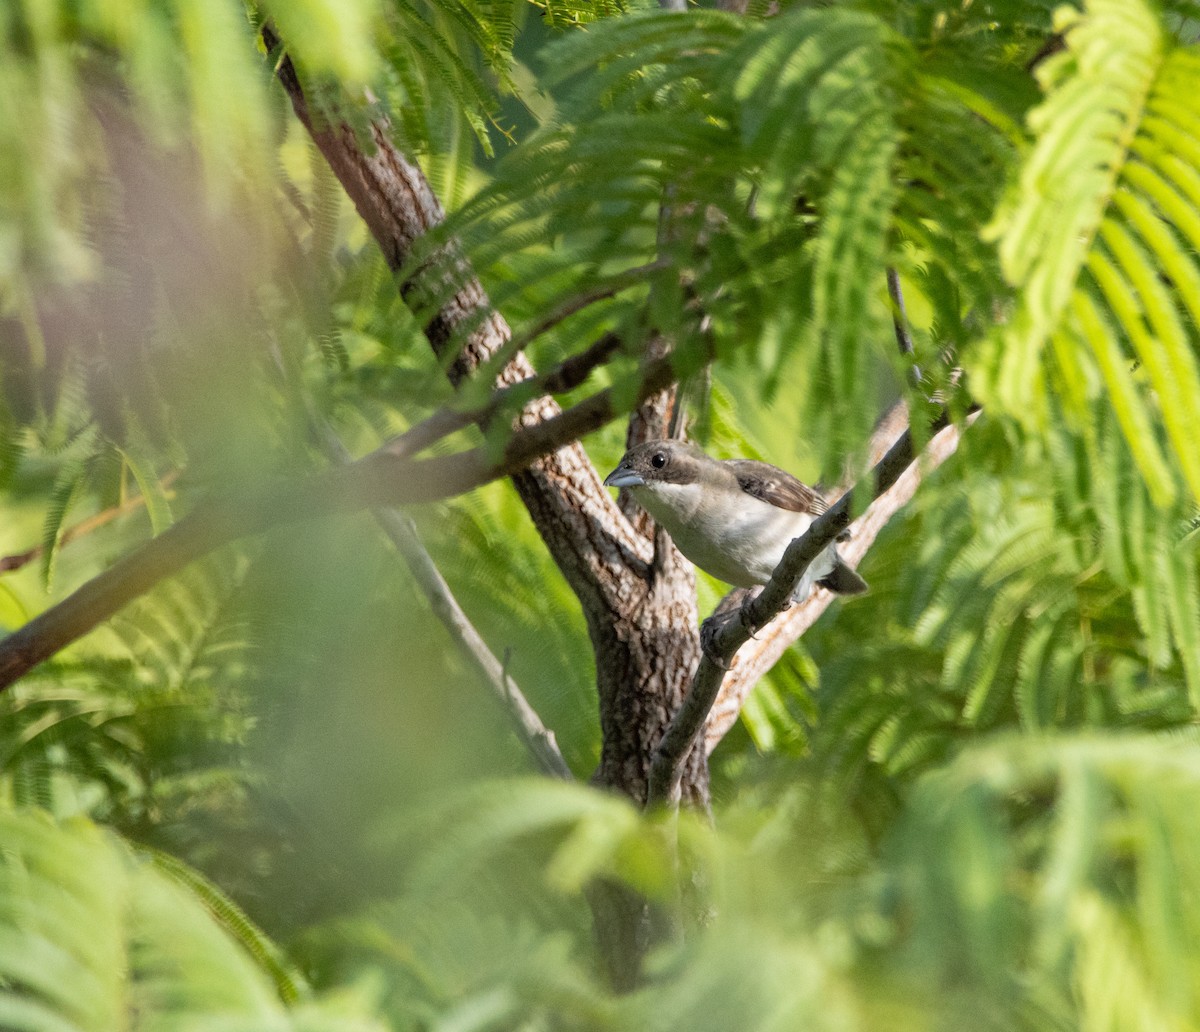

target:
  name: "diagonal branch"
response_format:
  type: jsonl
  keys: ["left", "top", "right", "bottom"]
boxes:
{"left": 383, "top": 332, "right": 625, "bottom": 462}
{"left": 0, "top": 471, "right": 180, "bottom": 575}
{"left": 316, "top": 426, "right": 573, "bottom": 780}
{"left": 0, "top": 350, "right": 683, "bottom": 691}
{"left": 704, "top": 416, "right": 971, "bottom": 751}
{"left": 886, "top": 266, "right": 915, "bottom": 357}
{"left": 462, "top": 263, "right": 667, "bottom": 396}
{"left": 645, "top": 414, "right": 968, "bottom": 807}
{"left": 886, "top": 266, "right": 924, "bottom": 389}
{"left": 377, "top": 506, "right": 573, "bottom": 780}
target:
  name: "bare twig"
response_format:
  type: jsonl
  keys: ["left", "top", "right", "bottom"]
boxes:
{"left": 886, "top": 266, "right": 922, "bottom": 387}
{"left": 384, "top": 508, "right": 573, "bottom": 779}
{"left": 469, "top": 263, "right": 666, "bottom": 388}
{"left": 538, "top": 332, "right": 624, "bottom": 396}
{"left": 319, "top": 428, "right": 572, "bottom": 780}
{"left": 382, "top": 332, "right": 626, "bottom": 462}
{"left": 886, "top": 266, "right": 915, "bottom": 357}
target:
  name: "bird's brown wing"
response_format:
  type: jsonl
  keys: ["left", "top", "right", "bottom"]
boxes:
{"left": 724, "top": 460, "right": 829, "bottom": 515}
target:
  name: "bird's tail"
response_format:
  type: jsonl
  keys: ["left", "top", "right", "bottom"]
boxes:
{"left": 818, "top": 558, "right": 868, "bottom": 596}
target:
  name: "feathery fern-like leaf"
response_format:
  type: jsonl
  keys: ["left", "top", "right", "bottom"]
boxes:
{"left": 0, "top": 806, "right": 389, "bottom": 1031}
{"left": 39, "top": 452, "right": 88, "bottom": 590}
{"left": 984, "top": 0, "right": 1200, "bottom": 504}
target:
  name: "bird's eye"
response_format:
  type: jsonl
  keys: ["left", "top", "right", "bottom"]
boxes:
{"left": 651, "top": 452, "right": 666, "bottom": 469}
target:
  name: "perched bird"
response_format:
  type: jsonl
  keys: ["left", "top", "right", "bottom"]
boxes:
{"left": 603, "top": 440, "right": 867, "bottom": 601}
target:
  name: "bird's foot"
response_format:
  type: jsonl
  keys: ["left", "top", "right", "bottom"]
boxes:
{"left": 735, "top": 586, "right": 783, "bottom": 640}
{"left": 700, "top": 613, "right": 733, "bottom": 669}
{"left": 701, "top": 588, "right": 768, "bottom": 668}
{"left": 740, "top": 603, "right": 761, "bottom": 640}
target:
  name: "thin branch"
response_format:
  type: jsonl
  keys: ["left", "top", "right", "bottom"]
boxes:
{"left": 380, "top": 507, "right": 573, "bottom": 779}
{"left": 0, "top": 471, "right": 180, "bottom": 575}
{"left": 887, "top": 266, "right": 915, "bottom": 357}
{"left": 886, "top": 266, "right": 922, "bottom": 387}
{"left": 645, "top": 414, "right": 965, "bottom": 807}
{"left": 468, "top": 263, "right": 666, "bottom": 389}
{"left": 319, "top": 428, "right": 572, "bottom": 780}
{"left": 0, "top": 351, "right": 685, "bottom": 691}
{"left": 538, "top": 332, "right": 624, "bottom": 396}
{"left": 382, "top": 332, "right": 626, "bottom": 462}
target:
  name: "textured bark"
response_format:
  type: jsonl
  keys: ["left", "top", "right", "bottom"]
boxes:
{"left": 266, "top": 29, "right": 708, "bottom": 815}
{"left": 603, "top": 336, "right": 705, "bottom": 804}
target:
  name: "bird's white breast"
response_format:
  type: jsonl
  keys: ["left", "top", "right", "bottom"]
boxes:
{"left": 630, "top": 481, "right": 835, "bottom": 595}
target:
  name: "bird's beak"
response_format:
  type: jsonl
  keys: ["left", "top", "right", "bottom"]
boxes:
{"left": 603, "top": 467, "right": 644, "bottom": 488}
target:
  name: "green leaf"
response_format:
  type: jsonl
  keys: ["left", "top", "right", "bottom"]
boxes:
{"left": 983, "top": 0, "right": 1200, "bottom": 508}
{"left": 0, "top": 807, "right": 389, "bottom": 1032}
{"left": 1091, "top": 223, "right": 1200, "bottom": 500}
{"left": 40, "top": 456, "right": 88, "bottom": 591}
{"left": 116, "top": 447, "right": 172, "bottom": 535}
{"left": 1070, "top": 291, "right": 1175, "bottom": 507}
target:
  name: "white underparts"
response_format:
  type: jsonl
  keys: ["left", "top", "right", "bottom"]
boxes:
{"left": 629, "top": 481, "right": 836, "bottom": 599}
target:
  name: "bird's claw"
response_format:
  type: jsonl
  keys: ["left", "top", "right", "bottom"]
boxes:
{"left": 735, "top": 586, "right": 783, "bottom": 640}
{"left": 700, "top": 590, "right": 769, "bottom": 668}
{"left": 699, "top": 615, "right": 732, "bottom": 669}
{"left": 739, "top": 602, "right": 761, "bottom": 640}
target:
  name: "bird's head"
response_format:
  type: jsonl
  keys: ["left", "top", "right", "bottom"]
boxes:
{"left": 602, "top": 440, "right": 708, "bottom": 489}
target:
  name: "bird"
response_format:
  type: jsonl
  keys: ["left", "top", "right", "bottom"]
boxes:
{"left": 603, "top": 439, "right": 867, "bottom": 601}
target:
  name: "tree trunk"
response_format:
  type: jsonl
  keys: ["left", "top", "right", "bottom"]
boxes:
{"left": 266, "top": 25, "right": 710, "bottom": 896}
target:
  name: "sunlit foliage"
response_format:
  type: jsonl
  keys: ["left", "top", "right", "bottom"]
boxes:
{"left": 2, "top": 0, "right": 1200, "bottom": 1028}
